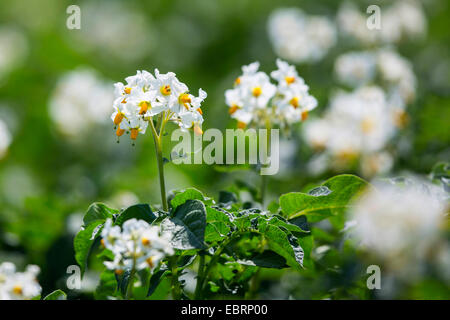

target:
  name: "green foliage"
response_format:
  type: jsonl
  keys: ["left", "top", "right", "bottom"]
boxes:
{"left": 280, "top": 175, "right": 369, "bottom": 222}
{"left": 43, "top": 290, "right": 67, "bottom": 300}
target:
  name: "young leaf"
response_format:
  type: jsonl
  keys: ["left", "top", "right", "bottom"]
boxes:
{"left": 263, "top": 225, "right": 304, "bottom": 270}
{"left": 280, "top": 174, "right": 369, "bottom": 222}
{"left": 162, "top": 200, "right": 207, "bottom": 250}
{"left": 74, "top": 221, "right": 103, "bottom": 275}
{"left": 147, "top": 268, "right": 170, "bottom": 297}
{"left": 83, "top": 203, "right": 118, "bottom": 227}
{"left": 43, "top": 290, "right": 67, "bottom": 300}
{"left": 170, "top": 188, "right": 212, "bottom": 210}
{"left": 114, "top": 204, "right": 157, "bottom": 226}
{"left": 205, "top": 207, "right": 233, "bottom": 243}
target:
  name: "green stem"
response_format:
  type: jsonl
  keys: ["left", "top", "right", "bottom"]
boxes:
{"left": 260, "top": 118, "right": 272, "bottom": 209}
{"left": 199, "top": 233, "right": 239, "bottom": 296}
{"left": 125, "top": 268, "right": 136, "bottom": 300}
{"left": 194, "top": 254, "right": 205, "bottom": 299}
{"left": 150, "top": 116, "right": 168, "bottom": 211}
{"left": 170, "top": 256, "right": 182, "bottom": 300}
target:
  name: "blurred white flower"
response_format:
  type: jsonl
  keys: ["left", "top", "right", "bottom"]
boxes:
{"left": 0, "top": 26, "right": 28, "bottom": 81}
{"left": 303, "top": 86, "right": 397, "bottom": 176}
{"left": 49, "top": 68, "right": 114, "bottom": 136}
{"left": 73, "top": 1, "right": 154, "bottom": 62}
{"left": 268, "top": 8, "right": 336, "bottom": 64}
{"left": 334, "top": 51, "right": 377, "bottom": 87}
{"left": 337, "top": 1, "right": 427, "bottom": 45}
{"left": 0, "top": 262, "right": 41, "bottom": 300}
{"left": 334, "top": 49, "right": 416, "bottom": 104}
{"left": 348, "top": 179, "right": 447, "bottom": 273}
{"left": 101, "top": 218, "right": 173, "bottom": 274}
{"left": 0, "top": 118, "right": 12, "bottom": 159}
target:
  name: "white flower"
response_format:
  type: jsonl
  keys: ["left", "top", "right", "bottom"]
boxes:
{"left": 0, "top": 262, "right": 42, "bottom": 300}
{"left": 111, "top": 69, "right": 206, "bottom": 141}
{"left": 334, "top": 51, "right": 377, "bottom": 87}
{"left": 101, "top": 218, "right": 173, "bottom": 274}
{"left": 0, "top": 27, "right": 28, "bottom": 80}
{"left": 226, "top": 60, "right": 316, "bottom": 129}
{"left": 49, "top": 68, "right": 114, "bottom": 136}
{"left": 268, "top": 8, "right": 336, "bottom": 64}
{"left": 348, "top": 179, "right": 447, "bottom": 274}
{"left": 337, "top": 1, "right": 427, "bottom": 45}
{"left": 0, "top": 118, "right": 12, "bottom": 159}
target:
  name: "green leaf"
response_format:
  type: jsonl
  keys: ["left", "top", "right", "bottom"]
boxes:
{"left": 280, "top": 174, "right": 369, "bottom": 222}
{"left": 116, "top": 269, "right": 133, "bottom": 296}
{"left": 170, "top": 188, "right": 212, "bottom": 210}
{"left": 205, "top": 207, "right": 232, "bottom": 243}
{"left": 114, "top": 204, "right": 157, "bottom": 226}
{"left": 43, "top": 290, "right": 67, "bottom": 300}
{"left": 218, "top": 191, "right": 238, "bottom": 205}
{"left": 237, "top": 250, "right": 288, "bottom": 269}
{"left": 94, "top": 270, "right": 117, "bottom": 300}
{"left": 74, "top": 221, "right": 103, "bottom": 275}
{"left": 263, "top": 225, "right": 304, "bottom": 270}
{"left": 147, "top": 268, "right": 170, "bottom": 297}
{"left": 162, "top": 200, "right": 207, "bottom": 250}
{"left": 83, "top": 203, "right": 118, "bottom": 227}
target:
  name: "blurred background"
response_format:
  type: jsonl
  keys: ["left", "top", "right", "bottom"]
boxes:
{"left": 0, "top": 0, "right": 449, "bottom": 299}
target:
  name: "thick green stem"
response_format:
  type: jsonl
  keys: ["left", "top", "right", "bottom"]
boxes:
{"left": 194, "top": 254, "right": 205, "bottom": 299}
{"left": 170, "top": 256, "right": 182, "bottom": 300}
{"left": 125, "top": 268, "right": 136, "bottom": 300}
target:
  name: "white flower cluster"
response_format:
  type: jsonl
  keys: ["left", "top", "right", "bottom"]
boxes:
{"left": 0, "top": 118, "right": 12, "bottom": 159}
{"left": 101, "top": 219, "right": 173, "bottom": 274}
{"left": 348, "top": 179, "right": 447, "bottom": 275}
{"left": 225, "top": 59, "right": 317, "bottom": 129}
{"left": 268, "top": 8, "right": 337, "bottom": 64}
{"left": 337, "top": 1, "right": 426, "bottom": 45}
{"left": 335, "top": 49, "right": 417, "bottom": 103}
{"left": 112, "top": 70, "right": 206, "bottom": 142}
{"left": 49, "top": 68, "right": 113, "bottom": 136}
{"left": 0, "top": 262, "right": 41, "bottom": 300}
{"left": 304, "top": 86, "right": 400, "bottom": 177}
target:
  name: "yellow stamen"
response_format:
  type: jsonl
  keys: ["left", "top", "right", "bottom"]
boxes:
{"left": 100, "top": 239, "right": 106, "bottom": 247}
{"left": 121, "top": 99, "right": 127, "bottom": 104}
{"left": 114, "top": 112, "right": 124, "bottom": 125}
{"left": 115, "top": 269, "right": 124, "bottom": 276}
{"left": 160, "top": 85, "right": 171, "bottom": 96}
{"left": 179, "top": 93, "right": 191, "bottom": 110}
{"left": 229, "top": 104, "right": 240, "bottom": 115}
{"left": 141, "top": 238, "right": 151, "bottom": 246}
{"left": 197, "top": 108, "right": 203, "bottom": 115}
{"left": 146, "top": 257, "right": 154, "bottom": 268}
{"left": 124, "top": 87, "right": 132, "bottom": 94}
{"left": 139, "top": 101, "right": 150, "bottom": 115}
{"left": 394, "top": 110, "right": 409, "bottom": 128}
{"left": 301, "top": 110, "right": 308, "bottom": 121}
{"left": 234, "top": 77, "right": 241, "bottom": 86}
{"left": 116, "top": 127, "right": 125, "bottom": 137}
{"left": 13, "top": 285, "right": 23, "bottom": 295}
{"left": 290, "top": 97, "right": 299, "bottom": 108}
{"left": 237, "top": 121, "right": 246, "bottom": 129}
{"left": 130, "top": 128, "right": 139, "bottom": 140}
{"left": 361, "top": 118, "right": 374, "bottom": 133}
{"left": 194, "top": 125, "right": 203, "bottom": 135}
{"left": 252, "top": 87, "right": 262, "bottom": 98}
{"left": 285, "top": 76, "right": 295, "bottom": 85}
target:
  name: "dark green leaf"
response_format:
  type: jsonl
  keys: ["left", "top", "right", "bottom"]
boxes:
{"left": 147, "top": 268, "right": 170, "bottom": 297}
{"left": 162, "top": 200, "right": 207, "bottom": 250}
{"left": 237, "top": 250, "right": 288, "bottom": 269}
{"left": 263, "top": 225, "right": 304, "bottom": 270}
{"left": 114, "top": 204, "right": 157, "bottom": 226}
